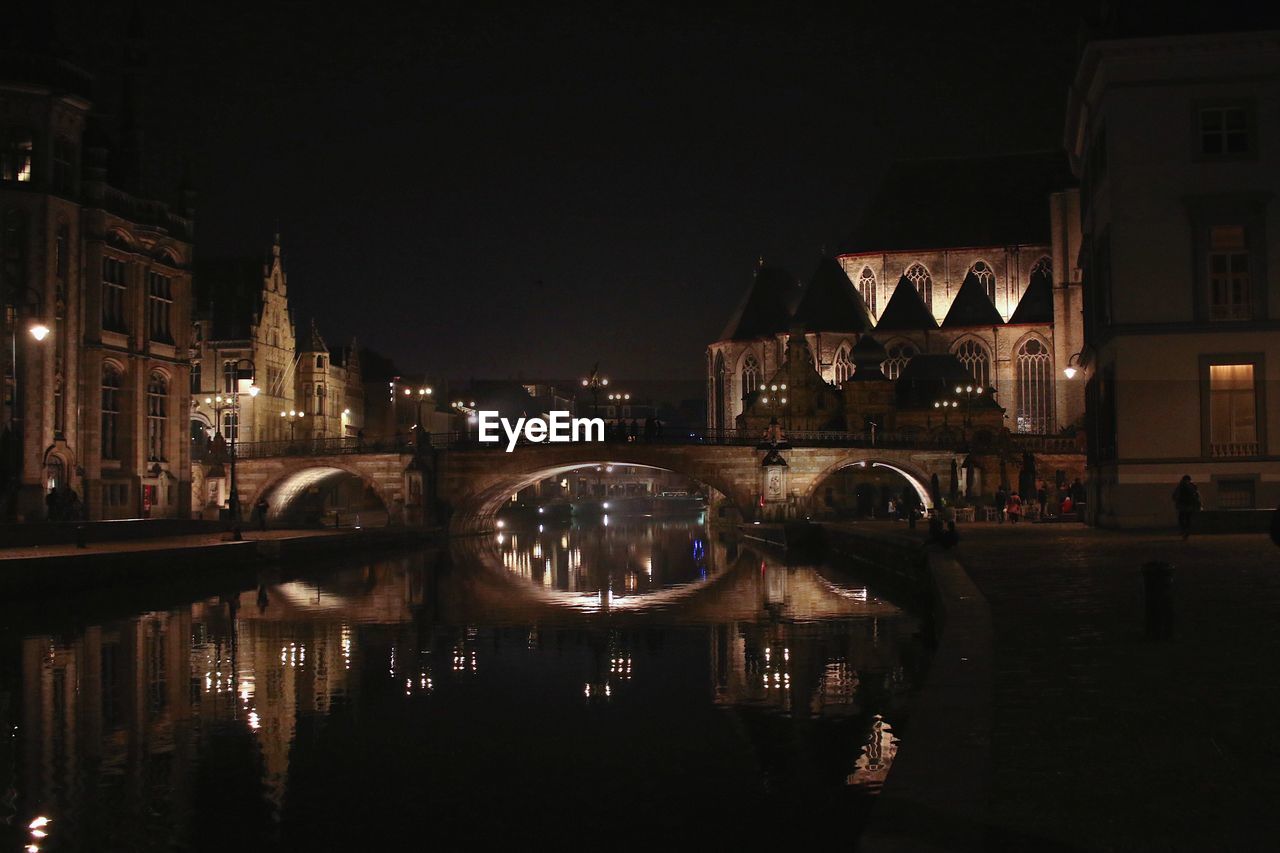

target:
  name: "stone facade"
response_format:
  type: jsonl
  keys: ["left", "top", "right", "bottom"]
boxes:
{"left": 1, "top": 54, "right": 195, "bottom": 520}
{"left": 1067, "top": 30, "right": 1280, "bottom": 526}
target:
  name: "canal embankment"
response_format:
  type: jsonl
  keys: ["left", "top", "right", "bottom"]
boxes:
{"left": 0, "top": 526, "right": 438, "bottom": 599}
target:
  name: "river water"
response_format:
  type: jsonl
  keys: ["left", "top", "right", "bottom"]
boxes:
{"left": 0, "top": 515, "right": 930, "bottom": 851}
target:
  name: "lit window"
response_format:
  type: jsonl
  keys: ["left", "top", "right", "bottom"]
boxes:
{"left": 882, "top": 342, "right": 917, "bottom": 381}
{"left": 858, "top": 267, "right": 877, "bottom": 315}
{"left": 905, "top": 263, "right": 932, "bottom": 311}
{"left": 1200, "top": 106, "right": 1250, "bottom": 156}
{"left": 102, "top": 365, "right": 122, "bottom": 460}
{"left": 0, "top": 128, "right": 33, "bottom": 183}
{"left": 1207, "top": 226, "right": 1251, "bottom": 320}
{"left": 1208, "top": 364, "right": 1257, "bottom": 457}
{"left": 833, "top": 344, "right": 853, "bottom": 386}
{"left": 953, "top": 339, "right": 991, "bottom": 389}
{"left": 971, "top": 261, "right": 995, "bottom": 303}
{"left": 740, "top": 355, "right": 760, "bottom": 404}
{"left": 1015, "top": 338, "right": 1053, "bottom": 433}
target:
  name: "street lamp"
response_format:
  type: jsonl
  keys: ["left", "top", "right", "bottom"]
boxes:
{"left": 224, "top": 358, "right": 257, "bottom": 537}
{"left": 280, "top": 409, "right": 306, "bottom": 441}
{"left": 1063, "top": 352, "right": 1083, "bottom": 380}
{"left": 581, "top": 365, "right": 609, "bottom": 419}
{"left": 452, "top": 400, "right": 478, "bottom": 440}
{"left": 953, "top": 383, "right": 984, "bottom": 428}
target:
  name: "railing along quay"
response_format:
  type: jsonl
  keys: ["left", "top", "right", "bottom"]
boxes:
{"left": 228, "top": 429, "right": 1083, "bottom": 459}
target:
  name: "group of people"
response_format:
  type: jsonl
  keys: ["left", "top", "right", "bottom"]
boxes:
{"left": 990, "top": 479, "right": 1087, "bottom": 523}
{"left": 605, "top": 416, "right": 664, "bottom": 442}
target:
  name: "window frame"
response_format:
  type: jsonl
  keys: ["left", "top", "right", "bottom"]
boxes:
{"left": 1185, "top": 194, "right": 1270, "bottom": 324}
{"left": 1192, "top": 100, "right": 1257, "bottom": 162}
{"left": 1199, "top": 352, "right": 1266, "bottom": 459}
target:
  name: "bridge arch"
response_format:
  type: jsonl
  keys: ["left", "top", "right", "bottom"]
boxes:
{"left": 439, "top": 444, "right": 752, "bottom": 535}
{"left": 802, "top": 456, "right": 936, "bottom": 511}
{"left": 246, "top": 458, "right": 399, "bottom": 525}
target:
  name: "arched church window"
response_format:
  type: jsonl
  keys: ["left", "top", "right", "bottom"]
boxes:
{"left": 1031, "top": 256, "right": 1052, "bottom": 287}
{"left": 858, "top": 267, "right": 877, "bottom": 315}
{"left": 740, "top": 354, "right": 760, "bottom": 404}
{"left": 1015, "top": 338, "right": 1053, "bottom": 433}
{"left": 953, "top": 339, "right": 991, "bottom": 390}
{"left": 971, "top": 261, "right": 996, "bottom": 303}
{"left": 833, "top": 344, "right": 853, "bottom": 386}
{"left": 882, "top": 342, "right": 917, "bottom": 381}
{"left": 905, "top": 263, "right": 932, "bottom": 310}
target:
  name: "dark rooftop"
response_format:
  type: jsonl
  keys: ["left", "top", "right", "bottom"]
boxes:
{"left": 1008, "top": 271, "right": 1055, "bottom": 324}
{"left": 793, "top": 258, "right": 874, "bottom": 334}
{"left": 941, "top": 272, "right": 1006, "bottom": 328}
{"left": 874, "top": 279, "right": 939, "bottom": 331}
{"left": 840, "top": 151, "right": 1076, "bottom": 254}
{"left": 719, "top": 265, "right": 803, "bottom": 341}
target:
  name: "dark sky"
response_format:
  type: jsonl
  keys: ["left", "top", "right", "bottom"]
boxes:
{"left": 53, "top": 1, "right": 1092, "bottom": 380}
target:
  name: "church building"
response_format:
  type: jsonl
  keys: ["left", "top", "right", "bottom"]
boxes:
{"left": 708, "top": 151, "right": 1086, "bottom": 444}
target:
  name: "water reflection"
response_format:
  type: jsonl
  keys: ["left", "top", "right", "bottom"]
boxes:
{"left": 0, "top": 517, "right": 928, "bottom": 850}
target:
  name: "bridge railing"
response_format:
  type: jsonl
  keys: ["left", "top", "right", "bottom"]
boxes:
{"left": 231, "top": 429, "right": 1083, "bottom": 458}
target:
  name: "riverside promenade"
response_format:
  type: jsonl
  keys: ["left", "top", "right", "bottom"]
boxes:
{"left": 917, "top": 522, "right": 1279, "bottom": 851}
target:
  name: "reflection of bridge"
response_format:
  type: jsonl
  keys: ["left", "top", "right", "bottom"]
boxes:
{"left": 230, "top": 430, "right": 1069, "bottom": 532}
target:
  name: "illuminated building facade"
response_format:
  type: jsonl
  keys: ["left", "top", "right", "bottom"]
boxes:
{"left": 0, "top": 49, "right": 195, "bottom": 520}
{"left": 1067, "top": 29, "right": 1280, "bottom": 524}
{"left": 708, "top": 153, "right": 1086, "bottom": 441}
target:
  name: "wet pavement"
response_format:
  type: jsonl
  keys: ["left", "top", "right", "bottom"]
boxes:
{"left": 947, "top": 523, "right": 1280, "bottom": 850}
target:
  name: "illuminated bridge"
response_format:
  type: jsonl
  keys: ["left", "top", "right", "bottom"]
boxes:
{"left": 229, "top": 431, "right": 1077, "bottom": 533}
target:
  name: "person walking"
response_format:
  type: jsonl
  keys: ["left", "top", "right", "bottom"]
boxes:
{"left": 1007, "top": 491, "right": 1023, "bottom": 524}
{"left": 994, "top": 486, "right": 1008, "bottom": 524}
{"left": 1172, "top": 474, "right": 1201, "bottom": 540}
{"left": 254, "top": 496, "right": 270, "bottom": 531}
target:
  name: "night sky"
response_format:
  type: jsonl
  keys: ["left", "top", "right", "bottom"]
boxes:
{"left": 43, "top": 2, "right": 1136, "bottom": 380}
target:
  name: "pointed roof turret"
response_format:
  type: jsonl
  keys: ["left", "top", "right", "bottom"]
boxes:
{"left": 849, "top": 334, "right": 889, "bottom": 381}
{"left": 942, "top": 271, "right": 1005, "bottom": 328}
{"left": 793, "top": 258, "right": 874, "bottom": 333}
{"left": 1008, "top": 272, "right": 1054, "bottom": 324}
{"left": 303, "top": 318, "right": 327, "bottom": 354}
{"left": 719, "top": 264, "right": 802, "bottom": 341}
{"left": 875, "top": 277, "right": 939, "bottom": 331}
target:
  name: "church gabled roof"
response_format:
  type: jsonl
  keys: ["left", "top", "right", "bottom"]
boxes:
{"left": 1008, "top": 273, "right": 1054, "bottom": 324}
{"left": 719, "top": 265, "right": 802, "bottom": 341}
{"left": 874, "top": 278, "right": 939, "bottom": 331}
{"left": 793, "top": 258, "right": 874, "bottom": 333}
{"left": 941, "top": 271, "right": 1005, "bottom": 328}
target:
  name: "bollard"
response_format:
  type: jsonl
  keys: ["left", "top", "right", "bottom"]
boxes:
{"left": 1142, "top": 561, "right": 1175, "bottom": 640}
{"left": 75, "top": 524, "right": 87, "bottom": 549}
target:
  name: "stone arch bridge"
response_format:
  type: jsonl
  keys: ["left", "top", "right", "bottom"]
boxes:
{"left": 231, "top": 434, "right": 968, "bottom": 534}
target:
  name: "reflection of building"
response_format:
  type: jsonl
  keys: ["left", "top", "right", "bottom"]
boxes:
{"left": 1, "top": 48, "right": 195, "bottom": 520}
{"left": 708, "top": 153, "right": 1085, "bottom": 439}
{"left": 1067, "top": 28, "right": 1280, "bottom": 524}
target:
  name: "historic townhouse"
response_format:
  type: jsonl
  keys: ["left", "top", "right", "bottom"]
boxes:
{"left": 1068, "top": 29, "right": 1280, "bottom": 525}
{"left": 1, "top": 50, "right": 194, "bottom": 521}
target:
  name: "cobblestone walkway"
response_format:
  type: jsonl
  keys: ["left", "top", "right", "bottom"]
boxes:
{"left": 952, "top": 523, "right": 1280, "bottom": 851}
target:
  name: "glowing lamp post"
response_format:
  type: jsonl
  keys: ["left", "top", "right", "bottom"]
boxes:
{"left": 581, "top": 366, "right": 609, "bottom": 419}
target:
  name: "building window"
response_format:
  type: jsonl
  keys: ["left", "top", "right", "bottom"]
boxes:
{"left": 222, "top": 410, "right": 239, "bottom": 444}
{"left": 1207, "top": 226, "right": 1252, "bottom": 320}
{"left": 1015, "top": 338, "right": 1053, "bottom": 433}
{"left": 223, "top": 361, "right": 236, "bottom": 393}
{"left": 970, "top": 261, "right": 996, "bottom": 303}
{"left": 101, "top": 365, "right": 122, "bottom": 460}
{"left": 0, "top": 128, "right": 33, "bottom": 183}
{"left": 833, "top": 344, "right": 853, "bottom": 386}
{"left": 858, "top": 267, "right": 877, "bottom": 315}
{"left": 190, "top": 360, "right": 201, "bottom": 395}
{"left": 740, "top": 354, "right": 760, "bottom": 404}
{"left": 315, "top": 383, "right": 326, "bottom": 415}
{"left": 953, "top": 339, "right": 991, "bottom": 389}
{"left": 148, "top": 272, "right": 173, "bottom": 342}
{"left": 102, "top": 257, "right": 127, "bottom": 332}
{"left": 316, "top": 355, "right": 326, "bottom": 368}
{"left": 712, "top": 352, "right": 726, "bottom": 429}
{"left": 905, "top": 263, "right": 932, "bottom": 310}
{"left": 147, "top": 373, "right": 168, "bottom": 461}
{"left": 1208, "top": 363, "right": 1258, "bottom": 457}
{"left": 882, "top": 342, "right": 917, "bottom": 381}
{"left": 1199, "top": 106, "right": 1251, "bottom": 156}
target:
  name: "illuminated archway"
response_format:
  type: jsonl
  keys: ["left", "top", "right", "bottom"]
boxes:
{"left": 804, "top": 458, "right": 935, "bottom": 512}
{"left": 254, "top": 464, "right": 392, "bottom": 525}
